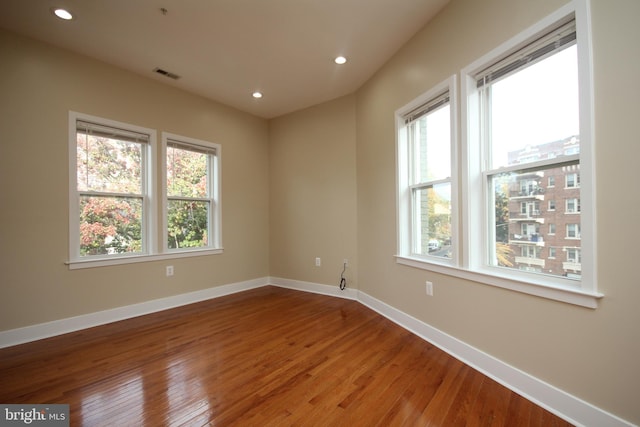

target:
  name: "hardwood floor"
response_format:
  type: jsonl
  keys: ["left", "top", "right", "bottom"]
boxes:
{"left": 0, "top": 286, "right": 573, "bottom": 426}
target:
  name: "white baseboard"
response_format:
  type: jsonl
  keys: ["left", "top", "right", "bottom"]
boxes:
{"left": 0, "top": 276, "right": 632, "bottom": 426}
{"left": 268, "top": 276, "right": 359, "bottom": 300}
{"left": 0, "top": 277, "right": 268, "bottom": 349}
{"left": 356, "top": 291, "right": 634, "bottom": 427}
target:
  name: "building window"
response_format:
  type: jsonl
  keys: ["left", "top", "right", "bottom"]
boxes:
{"left": 566, "top": 198, "right": 581, "bottom": 213}
{"left": 566, "top": 172, "right": 580, "bottom": 188}
{"left": 163, "top": 133, "right": 221, "bottom": 252}
{"left": 567, "top": 223, "right": 581, "bottom": 239}
{"left": 549, "top": 247, "right": 557, "bottom": 258}
{"left": 69, "top": 112, "right": 223, "bottom": 268}
{"left": 549, "top": 223, "right": 556, "bottom": 235}
{"left": 396, "top": 76, "right": 456, "bottom": 263}
{"left": 548, "top": 176, "right": 555, "bottom": 187}
{"left": 566, "top": 248, "right": 581, "bottom": 263}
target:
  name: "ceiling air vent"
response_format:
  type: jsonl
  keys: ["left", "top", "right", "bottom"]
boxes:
{"left": 153, "top": 67, "right": 181, "bottom": 80}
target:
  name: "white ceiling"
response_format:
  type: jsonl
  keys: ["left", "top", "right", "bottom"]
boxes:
{"left": 0, "top": 0, "right": 448, "bottom": 118}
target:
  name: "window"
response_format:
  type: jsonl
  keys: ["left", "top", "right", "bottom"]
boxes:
{"left": 396, "top": 76, "right": 456, "bottom": 264}
{"left": 566, "top": 198, "right": 581, "bottom": 213}
{"left": 461, "top": 1, "right": 599, "bottom": 303}
{"left": 163, "top": 133, "right": 221, "bottom": 252}
{"left": 475, "top": 17, "right": 581, "bottom": 283}
{"left": 566, "top": 172, "right": 580, "bottom": 188}
{"left": 69, "top": 112, "right": 223, "bottom": 268}
{"left": 567, "top": 223, "right": 581, "bottom": 239}
{"left": 566, "top": 248, "right": 581, "bottom": 263}
{"left": 396, "top": 1, "right": 600, "bottom": 308}
{"left": 70, "top": 114, "right": 153, "bottom": 261}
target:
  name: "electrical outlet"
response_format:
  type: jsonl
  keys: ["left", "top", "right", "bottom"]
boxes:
{"left": 166, "top": 265, "right": 174, "bottom": 277}
{"left": 426, "top": 281, "right": 433, "bottom": 296}
{"left": 315, "top": 257, "right": 321, "bottom": 267}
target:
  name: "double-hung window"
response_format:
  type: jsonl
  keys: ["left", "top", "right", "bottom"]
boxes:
{"left": 69, "top": 112, "right": 223, "bottom": 268}
{"left": 396, "top": 76, "right": 457, "bottom": 264}
{"left": 70, "top": 115, "right": 154, "bottom": 260}
{"left": 473, "top": 17, "right": 580, "bottom": 276}
{"left": 163, "top": 134, "right": 221, "bottom": 252}
{"left": 397, "top": 1, "right": 599, "bottom": 307}
{"left": 462, "top": 1, "right": 598, "bottom": 305}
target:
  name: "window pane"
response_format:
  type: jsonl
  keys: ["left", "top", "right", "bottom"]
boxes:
{"left": 167, "top": 146, "right": 209, "bottom": 198}
{"left": 489, "top": 45, "right": 579, "bottom": 169}
{"left": 77, "top": 133, "right": 142, "bottom": 193}
{"left": 414, "top": 183, "right": 451, "bottom": 258}
{"left": 167, "top": 200, "right": 209, "bottom": 249}
{"left": 415, "top": 105, "right": 450, "bottom": 183}
{"left": 79, "top": 196, "right": 142, "bottom": 256}
{"left": 491, "top": 162, "right": 580, "bottom": 280}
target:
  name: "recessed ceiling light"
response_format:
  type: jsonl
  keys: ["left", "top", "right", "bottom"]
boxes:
{"left": 334, "top": 56, "right": 347, "bottom": 65}
{"left": 252, "top": 91, "right": 263, "bottom": 99}
{"left": 52, "top": 8, "right": 74, "bottom": 20}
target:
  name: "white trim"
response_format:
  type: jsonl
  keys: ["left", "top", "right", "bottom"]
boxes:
{"left": 395, "top": 75, "right": 458, "bottom": 266}
{"left": 395, "top": 255, "right": 602, "bottom": 308}
{"left": 0, "top": 277, "right": 630, "bottom": 426}
{"left": 68, "top": 111, "right": 158, "bottom": 263}
{"left": 357, "top": 289, "right": 633, "bottom": 427}
{"left": 269, "top": 276, "right": 358, "bottom": 300}
{"left": 0, "top": 277, "right": 267, "bottom": 348}
{"left": 161, "top": 132, "right": 223, "bottom": 253}
{"left": 66, "top": 248, "right": 224, "bottom": 269}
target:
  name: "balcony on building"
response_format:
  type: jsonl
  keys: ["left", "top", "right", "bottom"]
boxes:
{"left": 510, "top": 186, "right": 545, "bottom": 201}
{"left": 563, "top": 262, "right": 582, "bottom": 272}
{"left": 515, "top": 256, "right": 545, "bottom": 268}
{"left": 509, "top": 233, "right": 545, "bottom": 246}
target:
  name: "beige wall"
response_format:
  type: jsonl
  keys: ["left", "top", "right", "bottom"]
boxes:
{"left": 0, "top": 30, "right": 270, "bottom": 330}
{"left": 269, "top": 96, "right": 357, "bottom": 287}
{"left": 354, "top": 0, "right": 640, "bottom": 423}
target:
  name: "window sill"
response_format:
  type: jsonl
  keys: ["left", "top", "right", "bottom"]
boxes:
{"left": 67, "top": 248, "right": 224, "bottom": 270}
{"left": 395, "top": 255, "right": 602, "bottom": 309}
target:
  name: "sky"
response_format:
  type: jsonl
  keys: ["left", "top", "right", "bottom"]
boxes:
{"left": 490, "top": 45, "right": 579, "bottom": 168}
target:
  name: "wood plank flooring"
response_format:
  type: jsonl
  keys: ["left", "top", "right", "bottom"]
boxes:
{"left": 0, "top": 286, "right": 573, "bottom": 426}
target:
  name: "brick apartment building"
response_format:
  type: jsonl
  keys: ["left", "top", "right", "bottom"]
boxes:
{"left": 503, "top": 136, "right": 581, "bottom": 279}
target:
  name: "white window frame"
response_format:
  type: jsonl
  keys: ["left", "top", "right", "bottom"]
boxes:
{"left": 161, "top": 132, "right": 222, "bottom": 254}
{"left": 567, "top": 223, "right": 581, "bottom": 239}
{"left": 396, "top": 0, "right": 601, "bottom": 308}
{"left": 567, "top": 248, "right": 581, "bottom": 263}
{"left": 461, "top": 0, "right": 598, "bottom": 306}
{"left": 566, "top": 172, "right": 580, "bottom": 188}
{"left": 68, "top": 112, "right": 223, "bottom": 270}
{"left": 566, "top": 198, "right": 581, "bottom": 213}
{"left": 396, "top": 75, "right": 458, "bottom": 268}
{"left": 68, "top": 112, "right": 156, "bottom": 267}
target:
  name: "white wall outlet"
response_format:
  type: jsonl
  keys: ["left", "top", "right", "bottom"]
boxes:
{"left": 426, "top": 281, "right": 433, "bottom": 296}
{"left": 315, "top": 257, "right": 321, "bottom": 267}
{"left": 166, "top": 265, "right": 174, "bottom": 277}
